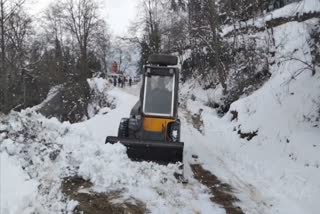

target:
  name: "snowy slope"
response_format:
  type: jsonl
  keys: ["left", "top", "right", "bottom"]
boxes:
{"left": 224, "top": 18, "right": 320, "bottom": 214}
{"left": 180, "top": 7, "right": 320, "bottom": 214}
{"left": 222, "top": 0, "right": 320, "bottom": 36}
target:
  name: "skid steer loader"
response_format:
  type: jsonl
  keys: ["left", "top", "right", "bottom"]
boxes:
{"left": 106, "top": 54, "right": 184, "bottom": 164}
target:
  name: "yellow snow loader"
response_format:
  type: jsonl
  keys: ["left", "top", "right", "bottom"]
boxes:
{"left": 106, "top": 54, "right": 184, "bottom": 164}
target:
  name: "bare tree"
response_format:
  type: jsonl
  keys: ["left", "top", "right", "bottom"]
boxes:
{"left": 187, "top": 0, "right": 228, "bottom": 92}
{"left": 42, "top": 3, "right": 66, "bottom": 84}
{"left": 91, "top": 19, "right": 111, "bottom": 75}
{"left": 0, "top": 0, "right": 26, "bottom": 112}
{"left": 204, "top": 0, "right": 227, "bottom": 92}
{"left": 63, "top": 0, "right": 100, "bottom": 80}
{"left": 44, "top": 3, "right": 65, "bottom": 45}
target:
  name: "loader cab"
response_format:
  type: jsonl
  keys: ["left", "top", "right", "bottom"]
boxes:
{"left": 133, "top": 55, "right": 181, "bottom": 145}
{"left": 142, "top": 66, "right": 178, "bottom": 118}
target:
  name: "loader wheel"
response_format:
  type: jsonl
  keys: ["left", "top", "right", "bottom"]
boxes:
{"left": 168, "top": 121, "right": 181, "bottom": 143}
{"left": 118, "top": 118, "right": 129, "bottom": 137}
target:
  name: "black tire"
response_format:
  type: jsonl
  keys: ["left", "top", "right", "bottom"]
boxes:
{"left": 168, "top": 120, "right": 181, "bottom": 143}
{"left": 118, "top": 118, "right": 129, "bottom": 137}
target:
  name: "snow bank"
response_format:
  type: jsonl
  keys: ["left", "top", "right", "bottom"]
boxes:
{"left": 0, "top": 151, "right": 38, "bottom": 214}
{"left": 0, "top": 110, "right": 73, "bottom": 213}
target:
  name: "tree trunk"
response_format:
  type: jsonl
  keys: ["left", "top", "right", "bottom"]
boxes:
{"left": 208, "top": 0, "right": 227, "bottom": 93}
{"left": 0, "top": 0, "right": 8, "bottom": 112}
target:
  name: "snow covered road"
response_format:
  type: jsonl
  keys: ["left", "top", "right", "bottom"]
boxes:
{"left": 0, "top": 87, "right": 224, "bottom": 214}
{"left": 1, "top": 83, "right": 319, "bottom": 214}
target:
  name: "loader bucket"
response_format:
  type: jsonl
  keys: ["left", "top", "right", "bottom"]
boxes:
{"left": 106, "top": 136, "right": 184, "bottom": 164}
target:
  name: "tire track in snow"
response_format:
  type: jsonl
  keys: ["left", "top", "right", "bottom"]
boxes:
{"left": 181, "top": 109, "right": 272, "bottom": 214}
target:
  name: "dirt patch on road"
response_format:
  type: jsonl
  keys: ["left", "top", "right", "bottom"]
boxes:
{"left": 191, "top": 164, "right": 245, "bottom": 214}
{"left": 62, "top": 176, "right": 148, "bottom": 214}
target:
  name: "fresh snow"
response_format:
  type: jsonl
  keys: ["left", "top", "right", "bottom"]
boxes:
{"left": 0, "top": 83, "right": 224, "bottom": 214}
{"left": 1, "top": 1, "right": 320, "bottom": 213}
{"left": 0, "top": 151, "right": 38, "bottom": 214}
{"left": 180, "top": 8, "right": 320, "bottom": 214}
{"left": 222, "top": 0, "right": 320, "bottom": 36}
{"left": 1, "top": 64, "right": 319, "bottom": 213}
{"left": 265, "top": 0, "right": 320, "bottom": 20}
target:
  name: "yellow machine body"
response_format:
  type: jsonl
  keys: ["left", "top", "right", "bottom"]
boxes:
{"left": 143, "top": 117, "right": 175, "bottom": 134}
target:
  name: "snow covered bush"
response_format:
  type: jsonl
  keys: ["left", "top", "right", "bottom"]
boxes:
{"left": 36, "top": 78, "right": 114, "bottom": 123}
{"left": 221, "top": 36, "right": 271, "bottom": 113}
{"left": 87, "top": 78, "right": 115, "bottom": 118}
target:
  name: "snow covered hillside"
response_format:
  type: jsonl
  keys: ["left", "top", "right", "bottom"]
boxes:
{"left": 179, "top": 2, "right": 320, "bottom": 214}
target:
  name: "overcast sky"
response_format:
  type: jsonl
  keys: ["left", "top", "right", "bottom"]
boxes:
{"left": 103, "top": 0, "right": 139, "bottom": 36}
{"left": 26, "top": 0, "right": 139, "bottom": 37}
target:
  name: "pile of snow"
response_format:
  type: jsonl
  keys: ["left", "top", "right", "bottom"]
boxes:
{"left": 0, "top": 152, "right": 38, "bottom": 214}
{"left": 0, "top": 111, "right": 75, "bottom": 213}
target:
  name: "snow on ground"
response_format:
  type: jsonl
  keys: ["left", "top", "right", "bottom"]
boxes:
{"left": 0, "top": 83, "right": 224, "bottom": 214}
{"left": 222, "top": 0, "right": 320, "bottom": 36}
{"left": 224, "top": 19, "right": 320, "bottom": 213}
{"left": 259, "top": 0, "right": 320, "bottom": 23}
{"left": 266, "top": 0, "right": 320, "bottom": 19}
{"left": 1, "top": 60, "right": 319, "bottom": 214}
{"left": 0, "top": 151, "right": 38, "bottom": 214}
{"left": 65, "top": 87, "right": 224, "bottom": 213}
{"left": 1, "top": 9, "right": 319, "bottom": 213}
{"left": 180, "top": 13, "right": 320, "bottom": 214}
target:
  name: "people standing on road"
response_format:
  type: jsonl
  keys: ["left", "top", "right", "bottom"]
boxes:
{"left": 122, "top": 76, "right": 126, "bottom": 88}
{"left": 129, "top": 77, "right": 132, "bottom": 87}
{"left": 113, "top": 76, "right": 117, "bottom": 87}
{"left": 118, "top": 76, "right": 121, "bottom": 87}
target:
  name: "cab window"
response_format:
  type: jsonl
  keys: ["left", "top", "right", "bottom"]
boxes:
{"left": 143, "top": 74, "right": 174, "bottom": 116}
